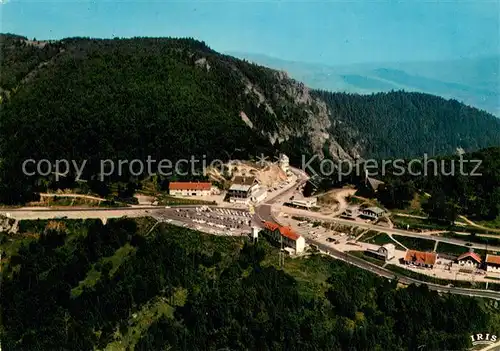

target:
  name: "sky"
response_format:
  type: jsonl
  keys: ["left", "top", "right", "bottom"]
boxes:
{"left": 1, "top": 0, "right": 499, "bottom": 65}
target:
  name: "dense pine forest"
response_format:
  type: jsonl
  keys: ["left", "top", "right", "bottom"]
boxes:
{"left": 1, "top": 218, "right": 499, "bottom": 350}
{"left": 313, "top": 90, "right": 500, "bottom": 159}
{"left": 347, "top": 147, "right": 500, "bottom": 224}
{"left": 1, "top": 34, "right": 500, "bottom": 204}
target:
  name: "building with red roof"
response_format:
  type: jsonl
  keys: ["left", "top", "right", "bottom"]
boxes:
{"left": 169, "top": 182, "right": 213, "bottom": 196}
{"left": 456, "top": 251, "right": 482, "bottom": 267}
{"left": 262, "top": 221, "right": 305, "bottom": 254}
{"left": 486, "top": 254, "right": 500, "bottom": 273}
{"left": 403, "top": 250, "right": 436, "bottom": 268}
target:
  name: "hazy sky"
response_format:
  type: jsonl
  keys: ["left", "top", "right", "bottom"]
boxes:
{"left": 1, "top": 0, "right": 498, "bottom": 65}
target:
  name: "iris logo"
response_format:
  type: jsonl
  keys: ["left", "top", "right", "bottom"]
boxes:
{"left": 470, "top": 333, "right": 497, "bottom": 346}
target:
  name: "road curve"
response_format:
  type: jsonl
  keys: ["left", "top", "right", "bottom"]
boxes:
{"left": 254, "top": 168, "right": 500, "bottom": 300}
{"left": 275, "top": 207, "right": 500, "bottom": 252}
{"left": 2, "top": 168, "right": 500, "bottom": 299}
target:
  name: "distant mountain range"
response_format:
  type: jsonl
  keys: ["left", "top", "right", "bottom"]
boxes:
{"left": 226, "top": 52, "right": 500, "bottom": 117}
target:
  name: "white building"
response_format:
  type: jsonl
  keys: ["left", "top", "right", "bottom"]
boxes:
{"left": 342, "top": 206, "right": 359, "bottom": 219}
{"left": 290, "top": 197, "right": 317, "bottom": 210}
{"left": 456, "top": 251, "right": 482, "bottom": 267}
{"left": 263, "top": 221, "right": 306, "bottom": 254}
{"left": 366, "top": 243, "right": 395, "bottom": 261}
{"left": 486, "top": 254, "right": 500, "bottom": 273}
{"left": 379, "top": 243, "right": 395, "bottom": 260}
{"left": 361, "top": 207, "right": 385, "bottom": 220}
{"left": 169, "top": 182, "right": 212, "bottom": 196}
{"left": 250, "top": 187, "right": 267, "bottom": 204}
{"left": 278, "top": 153, "right": 290, "bottom": 174}
{"left": 227, "top": 176, "right": 259, "bottom": 204}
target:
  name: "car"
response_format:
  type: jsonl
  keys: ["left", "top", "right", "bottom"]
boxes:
{"left": 465, "top": 243, "right": 473, "bottom": 247}
{"left": 165, "top": 206, "right": 171, "bottom": 209}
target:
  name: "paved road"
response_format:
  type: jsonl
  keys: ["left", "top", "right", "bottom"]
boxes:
{"left": 3, "top": 166, "right": 500, "bottom": 299}
{"left": 254, "top": 168, "right": 500, "bottom": 300}
{"left": 253, "top": 166, "right": 309, "bottom": 224}
{"left": 0, "top": 205, "right": 248, "bottom": 221}
{"left": 309, "top": 237, "right": 500, "bottom": 300}
{"left": 277, "top": 206, "right": 500, "bottom": 252}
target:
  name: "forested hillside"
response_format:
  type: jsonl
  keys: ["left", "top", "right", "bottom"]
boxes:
{"left": 314, "top": 90, "right": 500, "bottom": 159}
{"left": 0, "top": 34, "right": 345, "bottom": 203}
{"left": 1, "top": 218, "right": 498, "bottom": 350}
{"left": 359, "top": 147, "right": 500, "bottom": 223}
{"left": 1, "top": 34, "right": 499, "bottom": 204}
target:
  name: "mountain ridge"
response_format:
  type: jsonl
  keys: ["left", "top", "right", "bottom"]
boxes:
{"left": 0, "top": 34, "right": 499, "bottom": 203}
{"left": 227, "top": 51, "right": 499, "bottom": 116}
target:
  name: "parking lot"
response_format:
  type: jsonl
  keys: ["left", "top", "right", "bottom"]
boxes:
{"left": 279, "top": 215, "right": 354, "bottom": 241}
{"left": 156, "top": 206, "right": 253, "bottom": 236}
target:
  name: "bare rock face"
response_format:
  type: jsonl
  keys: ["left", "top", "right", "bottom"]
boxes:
{"left": 274, "top": 72, "right": 357, "bottom": 161}
{"left": 195, "top": 57, "right": 211, "bottom": 72}
{"left": 240, "top": 111, "right": 254, "bottom": 129}
{"left": 237, "top": 69, "right": 359, "bottom": 160}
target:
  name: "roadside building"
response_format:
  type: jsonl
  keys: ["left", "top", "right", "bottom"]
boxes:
{"left": 227, "top": 176, "right": 259, "bottom": 204}
{"left": 456, "top": 251, "right": 482, "bottom": 267}
{"left": 263, "top": 221, "right": 306, "bottom": 254}
{"left": 169, "top": 182, "right": 212, "bottom": 196}
{"left": 379, "top": 243, "right": 395, "bottom": 260}
{"left": 360, "top": 207, "right": 385, "bottom": 220}
{"left": 342, "top": 205, "right": 359, "bottom": 219}
{"left": 366, "top": 243, "right": 395, "bottom": 261}
{"left": 250, "top": 187, "right": 267, "bottom": 204}
{"left": 404, "top": 250, "right": 437, "bottom": 268}
{"left": 485, "top": 254, "right": 500, "bottom": 273}
{"left": 288, "top": 197, "right": 317, "bottom": 210}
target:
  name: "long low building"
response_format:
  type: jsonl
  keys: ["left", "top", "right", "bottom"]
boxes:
{"left": 262, "top": 221, "right": 305, "bottom": 254}
{"left": 403, "top": 250, "right": 436, "bottom": 268}
{"left": 486, "top": 254, "right": 500, "bottom": 273}
{"left": 286, "top": 197, "right": 317, "bottom": 210}
{"left": 360, "top": 207, "right": 386, "bottom": 220}
{"left": 169, "top": 182, "right": 212, "bottom": 196}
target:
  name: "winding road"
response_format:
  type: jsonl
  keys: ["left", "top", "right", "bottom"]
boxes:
{"left": 253, "top": 167, "right": 500, "bottom": 300}
{"left": 2, "top": 166, "right": 500, "bottom": 299}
